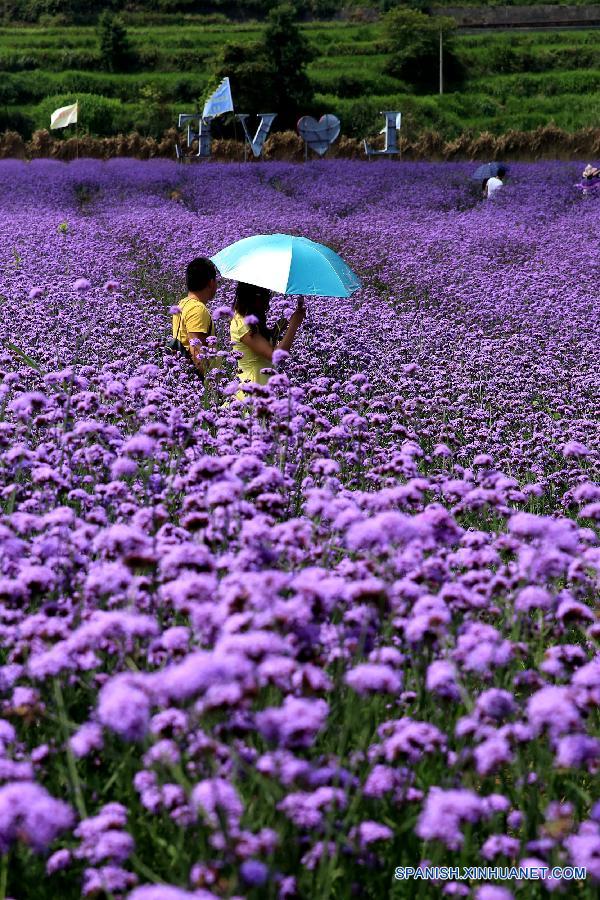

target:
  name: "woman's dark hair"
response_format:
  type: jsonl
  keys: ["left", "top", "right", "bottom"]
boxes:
{"left": 497, "top": 166, "right": 507, "bottom": 179}
{"left": 186, "top": 257, "right": 217, "bottom": 292}
{"left": 234, "top": 282, "right": 274, "bottom": 342}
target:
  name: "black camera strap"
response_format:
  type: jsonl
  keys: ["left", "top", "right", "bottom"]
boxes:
{"left": 171, "top": 296, "right": 210, "bottom": 382}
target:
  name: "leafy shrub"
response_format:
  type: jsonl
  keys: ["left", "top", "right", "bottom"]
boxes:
{"left": 0, "top": 70, "right": 211, "bottom": 106}
{"left": 59, "top": 50, "right": 100, "bottom": 70}
{"left": 265, "top": 3, "right": 315, "bottom": 128}
{"left": 486, "top": 43, "right": 521, "bottom": 74}
{"left": 473, "top": 70, "right": 600, "bottom": 101}
{"left": 310, "top": 0, "right": 340, "bottom": 17}
{"left": 131, "top": 84, "right": 173, "bottom": 137}
{"left": 34, "top": 93, "right": 128, "bottom": 137}
{"left": 0, "top": 54, "right": 38, "bottom": 71}
{"left": 171, "top": 76, "right": 209, "bottom": 103}
{"left": 311, "top": 71, "right": 407, "bottom": 99}
{"left": 0, "top": 107, "right": 34, "bottom": 137}
{"left": 384, "top": 7, "right": 465, "bottom": 93}
{"left": 214, "top": 4, "right": 314, "bottom": 127}
{"left": 131, "top": 106, "right": 174, "bottom": 138}
{"left": 97, "top": 11, "right": 136, "bottom": 73}
{"left": 321, "top": 92, "right": 496, "bottom": 141}
{"left": 214, "top": 41, "right": 275, "bottom": 116}
{"left": 460, "top": 37, "right": 600, "bottom": 78}
{"left": 0, "top": 49, "right": 99, "bottom": 72}
{"left": 310, "top": 38, "right": 387, "bottom": 57}
{"left": 0, "top": 71, "right": 57, "bottom": 103}
{"left": 37, "top": 13, "right": 69, "bottom": 26}
{"left": 136, "top": 46, "right": 161, "bottom": 69}
{"left": 0, "top": 82, "right": 18, "bottom": 105}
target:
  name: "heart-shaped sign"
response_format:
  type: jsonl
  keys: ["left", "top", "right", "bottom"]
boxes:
{"left": 297, "top": 114, "right": 341, "bottom": 156}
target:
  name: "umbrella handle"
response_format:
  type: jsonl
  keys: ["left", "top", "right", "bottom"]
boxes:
{"left": 285, "top": 295, "right": 311, "bottom": 331}
{"left": 305, "top": 307, "right": 313, "bottom": 334}
{"left": 298, "top": 295, "right": 311, "bottom": 329}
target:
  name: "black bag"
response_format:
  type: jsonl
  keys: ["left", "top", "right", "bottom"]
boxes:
{"left": 168, "top": 300, "right": 186, "bottom": 355}
{"left": 167, "top": 336, "right": 189, "bottom": 356}
{"left": 167, "top": 299, "right": 206, "bottom": 381}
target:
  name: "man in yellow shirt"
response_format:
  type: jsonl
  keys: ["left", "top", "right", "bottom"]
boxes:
{"left": 172, "top": 257, "right": 217, "bottom": 379}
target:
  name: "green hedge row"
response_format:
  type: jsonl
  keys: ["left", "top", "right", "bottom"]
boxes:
{"left": 472, "top": 69, "right": 600, "bottom": 100}
{"left": 6, "top": 64, "right": 599, "bottom": 110}
{"left": 0, "top": 93, "right": 178, "bottom": 139}
{"left": 0, "top": 64, "right": 407, "bottom": 106}
{"left": 317, "top": 90, "right": 600, "bottom": 140}
{"left": 2, "top": 42, "right": 599, "bottom": 77}
{"left": 2, "top": 21, "right": 600, "bottom": 78}
{"left": 0, "top": 49, "right": 99, "bottom": 71}
{"left": 0, "top": 48, "right": 177, "bottom": 71}
{"left": 0, "top": 70, "right": 211, "bottom": 104}
{"left": 309, "top": 70, "right": 405, "bottom": 98}
{"left": 460, "top": 41, "right": 600, "bottom": 76}
{"left": 0, "top": 64, "right": 401, "bottom": 106}
{"left": 3, "top": 88, "right": 600, "bottom": 142}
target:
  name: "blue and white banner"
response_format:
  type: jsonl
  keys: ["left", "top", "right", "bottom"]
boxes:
{"left": 202, "top": 77, "right": 234, "bottom": 119}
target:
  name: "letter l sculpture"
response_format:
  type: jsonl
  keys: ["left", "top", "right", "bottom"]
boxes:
{"left": 364, "top": 111, "right": 401, "bottom": 158}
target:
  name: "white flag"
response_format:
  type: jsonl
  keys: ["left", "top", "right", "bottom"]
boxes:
{"left": 50, "top": 102, "right": 78, "bottom": 129}
{"left": 202, "top": 77, "right": 233, "bottom": 119}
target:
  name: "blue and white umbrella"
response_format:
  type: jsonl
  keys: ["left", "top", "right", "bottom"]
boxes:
{"left": 211, "top": 233, "right": 361, "bottom": 298}
{"left": 472, "top": 162, "right": 509, "bottom": 181}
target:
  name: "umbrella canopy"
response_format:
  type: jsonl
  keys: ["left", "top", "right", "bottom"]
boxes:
{"left": 472, "top": 162, "right": 510, "bottom": 181}
{"left": 211, "top": 233, "right": 361, "bottom": 298}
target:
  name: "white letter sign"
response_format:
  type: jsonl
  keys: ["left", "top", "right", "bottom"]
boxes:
{"left": 364, "top": 111, "right": 401, "bottom": 158}
{"left": 235, "top": 113, "right": 277, "bottom": 158}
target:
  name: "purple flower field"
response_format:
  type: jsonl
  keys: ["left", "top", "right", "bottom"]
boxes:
{"left": 0, "top": 158, "right": 598, "bottom": 899}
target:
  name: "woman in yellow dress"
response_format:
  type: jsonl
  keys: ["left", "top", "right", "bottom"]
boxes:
{"left": 230, "top": 282, "right": 305, "bottom": 397}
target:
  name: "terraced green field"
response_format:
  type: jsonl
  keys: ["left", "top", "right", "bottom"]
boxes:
{"left": 1, "top": 19, "right": 600, "bottom": 139}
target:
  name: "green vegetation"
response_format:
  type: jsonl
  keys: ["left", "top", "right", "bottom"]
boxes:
{"left": 384, "top": 7, "right": 464, "bottom": 92}
{"left": 1, "top": 13, "right": 600, "bottom": 142}
{"left": 264, "top": 4, "right": 314, "bottom": 127}
{"left": 97, "top": 11, "right": 135, "bottom": 73}
{"left": 214, "top": 3, "right": 314, "bottom": 129}
{"left": 1, "top": 1, "right": 597, "bottom": 28}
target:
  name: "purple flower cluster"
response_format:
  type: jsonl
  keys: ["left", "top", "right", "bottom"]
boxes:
{"left": 0, "top": 158, "right": 597, "bottom": 898}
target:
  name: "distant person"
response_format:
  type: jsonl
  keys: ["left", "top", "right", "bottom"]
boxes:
{"left": 578, "top": 164, "right": 600, "bottom": 195}
{"left": 230, "top": 282, "right": 305, "bottom": 397}
{"left": 171, "top": 257, "right": 217, "bottom": 379}
{"left": 484, "top": 166, "right": 506, "bottom": 199}
{"left": 582, "top": 163, "right": 600, "bottom": 182}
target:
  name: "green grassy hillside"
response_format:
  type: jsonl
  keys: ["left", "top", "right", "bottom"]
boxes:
{"left": 1, "top": 19, "right": 600, "bottom": 140}
{"left": 2, "top": 1, "right": 597, "bottom": 26}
